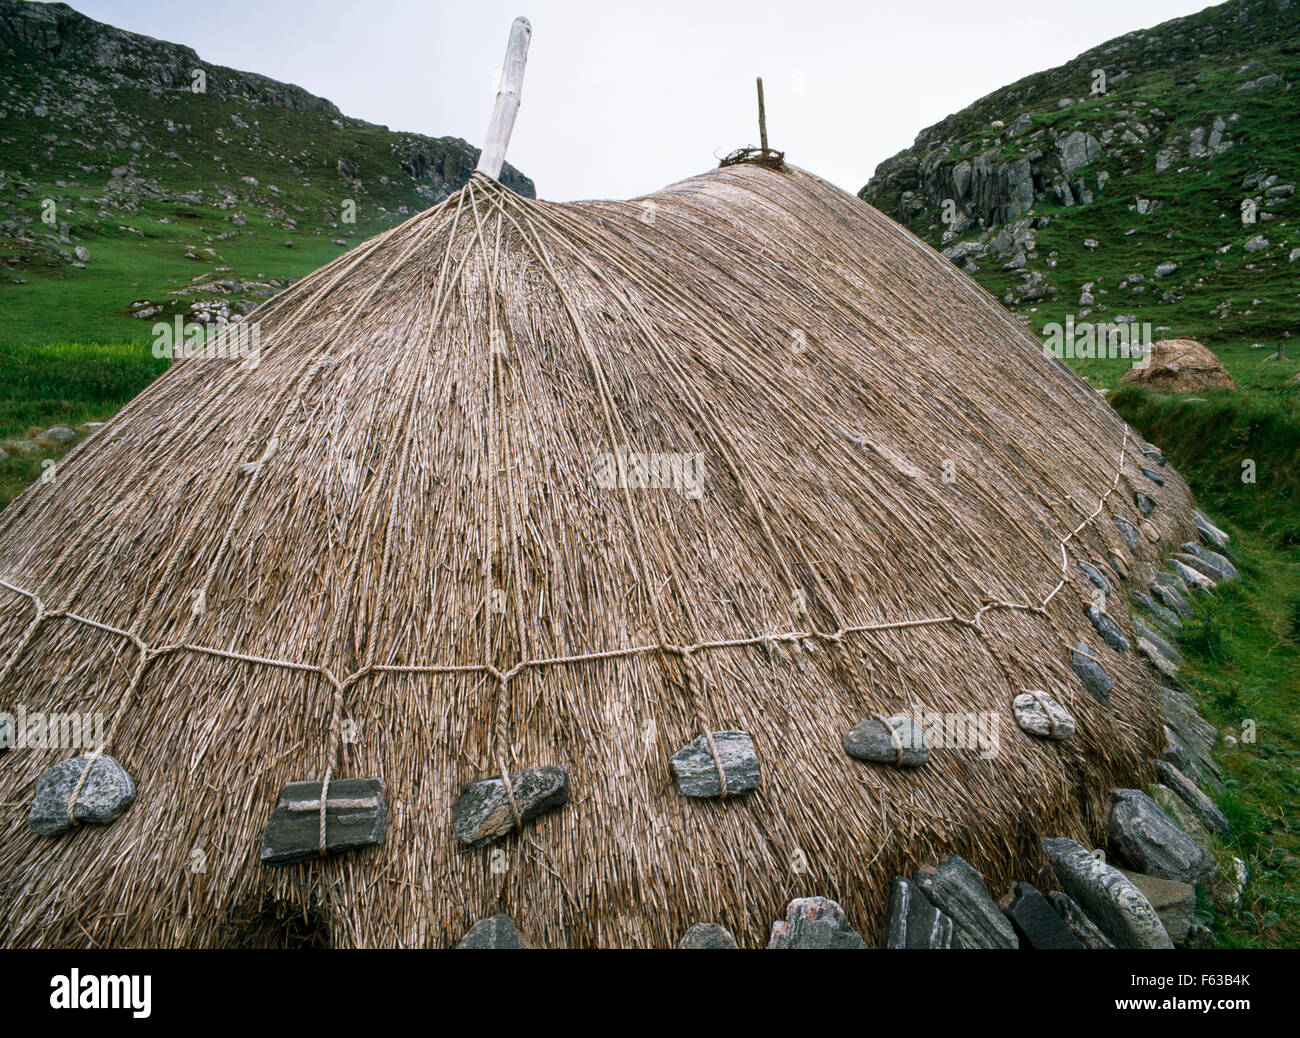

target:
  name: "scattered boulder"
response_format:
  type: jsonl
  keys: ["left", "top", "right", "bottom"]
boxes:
{"left": 1041, "top": 836, "right": 1172, "bottom": 949}
{"left": 670, "top": 730, "right": 760, "bottom": 797}
{"left": 768, "top": 896, "right": 868, "bottom": 949}
{"left": 29, "top": 754, "right": 136, "bottom": 837}
{"left": 35, "top": 425, "right": 77, "bottom": 445}
{"left": 678, "top": 922, "right": 739, "bottom": 949}
{"left": 1119, "top": 338, "right": 1237, "bottom": 393}
{"left": 453, "top": 766, "right": 569, "bottom": 846}
{"left": 1107, "top": 789, "right": 1213, "bottom": 884}
{"left": 456, "top": 913, "right": 526, "bottom": 948}
{"left": 912, "top": 855, "right": 1018, "bottom": 949}
{"left": 1012, "top": 691, "right": 1075, "bottom": 740}
{"left": 843, "top": 715, "right": 929, "bottom": 767}
{"left": 1004, "top": 882, "right": 1083, "bottom": 949}
{"left": 881, "top": 877, "right": 959, "bottom": 949}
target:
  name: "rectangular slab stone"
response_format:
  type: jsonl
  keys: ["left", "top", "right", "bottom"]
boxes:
{"left": 670, "top": 730, "right": 760, "bottom": 797}
{"left": 261, "top": 777, "right": 386, "bottom": 866}
{"left": 1042, "top": 836, "right": 1172, "bottom": 949}
{"left": 881, "top": 877, "right": 958, "bottom": 949}
{"left": 912, "top": 855, "right": 1018, "bottom": 949}
{"left": 1004, "top": 882, "right": 1082, "bottom": 949}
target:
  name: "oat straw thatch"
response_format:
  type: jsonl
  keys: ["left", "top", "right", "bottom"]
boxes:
{"left": 1121, "top": 336, "right": 1238, "bottom": 392}
{"left": 0, "top": 163, "right": 1198, "bottom": 948}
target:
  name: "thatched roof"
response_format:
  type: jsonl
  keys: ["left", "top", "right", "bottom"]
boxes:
{"left": 1121, "top": 337, "right": 1237, "bottom": 392}
{"left": 0, "top": 162, "right": 1198, "bottom": 948}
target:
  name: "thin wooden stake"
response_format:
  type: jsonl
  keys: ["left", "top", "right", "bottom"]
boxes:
{"left": 476, "top": 17, "right": 533, "bottom": 181}
{"left": 756, "top": 77, "right": 768, "bottom": 152}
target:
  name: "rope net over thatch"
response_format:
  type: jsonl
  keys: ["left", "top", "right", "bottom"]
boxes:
{"left": 0, "top": 163, "right": 1197, "bottom": 948}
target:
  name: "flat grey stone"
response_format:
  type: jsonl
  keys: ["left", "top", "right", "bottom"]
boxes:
{"left": 881, "top": 876, "right": 958, "bottom": 949}
{"left": 1171, "top": 558, "right": 1215, "bottom": 594}
{"left": 1135, "top": 621, "right": 1182, "bottom": 664}
{"left": 1135, "top": 492, "right": 1157, "bottom": 517}
{"left": 1042, "top": 836, "right": 1172, "bottom": 948}
{"left": 456, "top": 913, "right": 526, "bottom": 948}
{"left": 678, "top": 922, "right": 739, "bottom": 949}
{"left": 1080, "top": 562, "right": 1110, "bottom": 592}
{"left": 1148, "top": 579, "right": 1191, "bottom": 616}
{"left": 1107, "top": 788, "right": 1213, "bottom": 884}
{"left": 1180, "top": 542, "right": 1238, "bottom": 582}
{"left": 1013, "top": 691, "right": 1075, "bottom": 740}
{"left": 36, "top": 425, "right": 77, "bottom": 444}
{"left": 1112, "top": 515, "right": 1140, "bottom": 551}
{"left": 1164, "top": 723, "right": 1223, "bottom": 795}
{"left": 670, "top": 730, "right": 760, "bottom": 797}
{"left": 843, "top": 715, "right": 929, "bottom": 767}
{"left": 912, "top": 855, "right": 1018, "bottom": 949}
{"left": 1192, "top": 510, "right": 1229, "bottom": 549}
{"left": 1071, "top": 642, "right": 1114, "bottom": 705}
{"left": 1005, "top": 882, "right": 1083, "bottom": 949}
{"left": 1141, "top": 468, "right": 1165, "bottom": 486}
{"left": 1086, "top": 605, "right": 1131, "bottom": 652}
{"left": 453, "top": 766, "right": 569, "bottom": 847}
{"left": 1120, "top": 869, "right": 1195, "bottom": 944}
{"left": 261, "top": 777, "right": 386, "bottom": 865}
{"left": 28, "top": 754, "right": 136, "bottom": 837}
{"left": 1151, "top": 784, "right": 1213, "bottom": 855}
{"left": 1128, "top": 589, "right": 1181, "bottom": 632}
{"left": 1140, "top": 445, "right": 1166, "bottom": 466}
{"left": 1154, "top": 760, "right": 1228, "bottom": 833}
{"left": 1047, "top": 890, "right": 1115, "bottom": 949}
{"left": 768, "top": 896, "right": 868, "bottom": 949}
{"left": 1138, "top": 637, "right": 1179, "bottom": 678}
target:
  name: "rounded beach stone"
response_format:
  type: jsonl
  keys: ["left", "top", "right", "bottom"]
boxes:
{"left": 1012, "top": 691, "right": 1075, "bottom": 740}
{"left": 28, "top": 754, "right": 136, "bottom": 837}
{"left": 843, "top": 715, "right": 929, "bottom": 767}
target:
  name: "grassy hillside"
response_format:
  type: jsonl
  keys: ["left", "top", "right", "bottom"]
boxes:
{"left": 0, "top": 0, "right": 532, "bottom": 346}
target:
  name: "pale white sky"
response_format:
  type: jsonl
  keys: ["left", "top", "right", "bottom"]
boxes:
{"left": 67, "top": 0, "right": 1211, "bottom": 200}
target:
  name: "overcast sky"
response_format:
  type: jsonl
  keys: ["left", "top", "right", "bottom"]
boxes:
{"left": 68, "top": 0, "right": 1211, "bottom": 201}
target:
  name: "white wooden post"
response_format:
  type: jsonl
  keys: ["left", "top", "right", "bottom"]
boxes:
{"left": 476, "top": 17, "right": 532, "bottom": 181}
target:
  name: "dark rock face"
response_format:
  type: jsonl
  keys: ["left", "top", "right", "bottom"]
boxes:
{"left": 1107, "top": 789, "right": 1213, "bottom": 884}
{"left": 260, "top": 777, "right": 387, "bottom": 865}
{"left": 28, "top": 754, "right": 136, "bottom": 837}
{"left": 768, "top": 896, "right": 868, "bottom": 949}
{"left": 1042, "top": 836, "right": 1173, "bottom": 949}
{"left": 1047, "top": 890, "right": 1116, "bottom": 949}
{"left": 1135, "top": 492, "right": 1157, "bottom": 517}
{"left": 1004, "top": 882, "right": 1083, "bottom": 949}
{"left": 843, "top": 715, "right": 929, "bottom": 766}
{"left": 456, "top": 913, "right": 526, "bottom": 949}
{"left": 670, "top": 730, "right": 760, "bottom": 797}
{"left": 677, "top": 923, "right": 739, "bottom": 949}
{"left": 911, "top": 855, "right": 1018, "bottom": 949}
{"left": 1080, "top": 562, "right": 1110, "bottom": 592}
{"left": 1071, "top": 642, "right": 1114, "bottom": 704}
{"left": 453, "top": 766, "right": 569, "bottom": 846}
{"left": 881, "top": 877, "right": 959, "bottom": 949}
{"left": 1086, "top": 605, "right": 1131, "bottom": 652}
{"left": 1112, "top": 516, "right": 1141, "bottom": 551}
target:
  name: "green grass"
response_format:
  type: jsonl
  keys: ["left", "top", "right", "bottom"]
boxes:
{"left": 1111, "top": 384, "right": 1300, "bottom": 947}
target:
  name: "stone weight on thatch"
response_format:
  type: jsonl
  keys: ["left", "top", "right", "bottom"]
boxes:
{"left": 843, "top": 715, "right": 929, "bottom": 767}
{"left": 1193, "top": 510, "right": 1230, "bottom": 549}
{"left": 1086, "top": 605, "right": 1131, "bottom": 652}
{"left": 1120, "top": 337, "right": 1237, "bottom": 393}
{"left": 456, "top": 913, "right": 527, "bottom": 948}
{"left": 28, "top": 754, "right": 136, "bottom": 837}
{"left": 767, "top": 896, "right": 868, "bottom": 949}
{"left": 1041, "top": 836, "right": 1172, "bottom": 949}
{"left": 1135, "top": 492, "right": 1156, "bottom": 517}
{"left": 1148, "top": 579, "right": 1192, "bottom": 617}
{"left": 1070, "top": 641, "right": 1114, "bottom": 705}
{"left": 1112, "top": 515, "right": 1140, "bottom": 552}
{"left": 1180, "top": 542, "right": 1238, "bottom": 583}
{"left": 670, "top": 730, "right": 760, "bottom": 797}
{"left": 881, "top": 876, "right": 958, "bottom": 949}
{"left": 1171, "top": 558, "right": 1215, "bottom": 594}
{"left": 1012, "top": 691, "right": 1075, "bottom": 740}
{"left": 453, "top": 766, "right": 569, "bottom": 847}
{"left": 1154, "top": 760, "right": 1228, "bottom": 834}
{"left": 260, "top": 778, "right": 386, "bottom": 865}
{"left": 1141, "top": 468, "right": 1165, "bottom": 486}
{"left": 677, "top": 922, "right": 739, "bottom": 949}
{"left": 1079, "top": 562, "right": 1110, "bottom": 592}
{"left": 1107, "top": 788, "right": 1212, "bottom": 885}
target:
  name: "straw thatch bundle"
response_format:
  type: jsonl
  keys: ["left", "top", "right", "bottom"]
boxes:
{"left": 0, "top": 161, "right": 1199, "bottom": 948}
{"left": 1121, "top": 337, "right": 1237, "bottom": 392}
